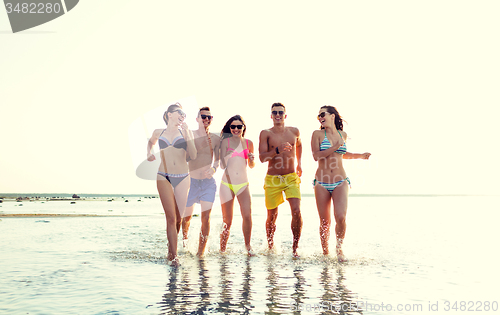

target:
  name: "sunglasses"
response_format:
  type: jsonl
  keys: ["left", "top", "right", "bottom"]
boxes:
{"left": 317, "top": 112, "right": 330, "bottom": 119}
{"left": 172, "top": 109, "right": 186, "bottom": 118}
{"left": 230, "top": 125, "right": 244, "bottom": 130}
{"left": 272, "top": 110, "right": 285, "bottom": 116}
{"left": 201, "top": 115, "right": 212, "bottom": 120}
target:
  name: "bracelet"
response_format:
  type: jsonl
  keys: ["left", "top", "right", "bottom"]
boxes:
{"left": 211, "top": 167, "right": 216, "bottom": 173}
{"left": 275, "top": 147, "right": 279, "bottom": 154}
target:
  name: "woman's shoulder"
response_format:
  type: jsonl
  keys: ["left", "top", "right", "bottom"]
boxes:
{"left": 312, "top": 129, "right": 323, "bottom": 137}
{"left": 151, "top": 128, "right": 164, "bottom": 138}
{"left": 244, "top": 138, "right": 254, "bottom": 146}
{"left": 339, "top": 130, "right": 347, "bottom": 139}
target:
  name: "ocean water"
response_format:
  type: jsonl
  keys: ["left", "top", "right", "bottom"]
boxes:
{"left": 0, "top": 195, "right": 499, "bottom": 314}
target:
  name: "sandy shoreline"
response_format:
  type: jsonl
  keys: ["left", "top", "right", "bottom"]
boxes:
{"left": 0, "top": 214, "right": 149, "bottom": 218}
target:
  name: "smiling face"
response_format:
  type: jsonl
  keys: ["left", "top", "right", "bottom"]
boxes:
{"left": 197, "top": 109, "right": 212, "bottom": 129}
{"left": 318, "top": 108, "right": 334, "bottom": 128}
{"left": 271, "top": 105, "right": 286, "bottom": 124}
{"left": 230, "top": 120, "right": 245, "bottom": 137}
{"left": 168, "top": 107, "right": 186, "bottom": 126}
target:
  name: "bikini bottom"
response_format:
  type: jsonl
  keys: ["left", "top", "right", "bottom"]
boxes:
{"left": 158, "top": 172, "right": 189, "bottom": 188}
{"left": 313, "top": 177, "right": 351, "bottom": 193}
{"left": 221, "top": 180, "right": 249, "bottom": 195}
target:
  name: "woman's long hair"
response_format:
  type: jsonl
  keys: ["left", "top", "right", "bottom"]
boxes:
{"left": 320, "top": 105, "right": 345, "bottom": 130}
{"left": 162, "top": 102, "right": 182, "bottom": 125}
{"left": 220, "top": 115, "right": 247, "bottom": 141}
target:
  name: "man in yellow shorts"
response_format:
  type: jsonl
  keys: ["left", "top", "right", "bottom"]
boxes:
{"left": 258, "top": 102, "right": 303, "bottom": 257}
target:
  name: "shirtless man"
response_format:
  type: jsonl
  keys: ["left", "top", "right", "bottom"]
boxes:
{"left": 181, "top": 107, "right": 220, "bottom": 257}
{"left": 259, "top": 103, "right": 303, "bottom": 257}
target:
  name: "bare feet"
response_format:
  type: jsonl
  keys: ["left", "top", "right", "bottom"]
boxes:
{"left": 292, "top": 251, "right": 300, "bottom": 259}
{"left": 336, "top": 241, "right": 346, "bottom": 262}
{"left": 336, "top": 238, "right": 346, "bottom": 262}
{"left": 169, "top": 256, "right": 180, "bottom": 267}
{"left": 247, "top": 248, "right": 256, "bottom": 257}
{"left": 336, "top": 250, "right": 346, "bottom": 263}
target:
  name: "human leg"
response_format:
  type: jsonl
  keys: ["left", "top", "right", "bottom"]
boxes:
{"left": 283, "top": 173, "right": 302, "bottom": 256}
{"left": 182, "top": 206, "right": 194, "bottom": 241}
{"left": 332, "top": 180, "right": 349, "bottom": 261}
{"left": 288, "top": 198, "right": 302, "bottom": 257}
{"left": 173, "top": 175, "right": 191, "bottom": 232}
{"left": 266, "top": 208, "right": 278, "bottom": 250}
{"left": 236, "top": 185, "right": 253, "bottom": 255}
{"left": 197, "top": 200, "right": 212, "bottom": 257}
{"left": 157, "top": 176, "right": 179, "bottom": 266}
{"left": 314, "top": 182, "right": 333, "bottom": 255}
{"left": 219, "top": 183, "right": 235, "bottom": 252}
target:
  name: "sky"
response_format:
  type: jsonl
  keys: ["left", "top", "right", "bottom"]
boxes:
{"left": 1, "top": 0, "right": 499, "bottom": 196}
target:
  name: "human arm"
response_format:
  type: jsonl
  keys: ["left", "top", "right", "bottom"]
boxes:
{"left": 220, "top": 137, "right": 229, "bottom": 170}
{"left": 310, "top": 130, "right": 343, "bottom": 161}
{"left": 205, "top": 133, "right": 221, "bottom": 178}
{"left": 181, "top": 123, "right": 197, "bottom": 161}
{"left": 147, "top": 129, "right": 160, "bottom": 161}
{"left": 247, "top": 139, "right": 256, "bottom": 169}
{"left": 343, "top": 152, "right": 371, "bottom": 160}
{"left": 294, "top": 128, "right": 302, "bottom": 177}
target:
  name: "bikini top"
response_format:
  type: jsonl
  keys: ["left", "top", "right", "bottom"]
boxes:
{"left": 227, "top": 138, "right": 249, "bottom": 159}
{"left": 158, "top": 129, "right": 187, "bottom": 150}
{"left": 320, "top": 130, "right": 346, "bottom": 154}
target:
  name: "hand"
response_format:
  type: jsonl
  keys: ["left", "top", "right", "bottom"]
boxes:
{"left": 362, "top": 152, "right": 371, "bottom": 160}
{"left": 248, "top": 152, "right": 255, "bottom": 162}
{"left": 281, "top": 142, "right": 293, "bottom": 152}
{"left": 204, "top": 167, "right": 215, "bottom": 179}
{"left": 147, "top": 154, "right": 156, "bottom": 162}
{"left": 296, "top": 164, "right": 302, "bottom": 177}
{"left": 179, "top": 122, "right": 189, "bottom": 132}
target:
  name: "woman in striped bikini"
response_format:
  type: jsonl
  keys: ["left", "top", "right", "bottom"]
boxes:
{"left": 311, "top": 105, "right": 371, "bottom": 261}
{"left": 219, "top": 115, "right": 256, "bottom": 255}
{"left": 147, "top": 103, "right": 197, "bottom": 266}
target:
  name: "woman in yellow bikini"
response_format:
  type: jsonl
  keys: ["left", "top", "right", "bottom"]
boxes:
{"left": 219, "top": 115, "right": 256, "bottom": 255}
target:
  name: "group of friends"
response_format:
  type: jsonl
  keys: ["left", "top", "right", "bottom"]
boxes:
{"left": 146, "top": 102, "right": 371, "bottom": 267}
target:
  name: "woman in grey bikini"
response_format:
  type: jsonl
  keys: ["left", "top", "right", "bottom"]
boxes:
{"left": 147, "top": 103, "right": 196, "bottom": 266}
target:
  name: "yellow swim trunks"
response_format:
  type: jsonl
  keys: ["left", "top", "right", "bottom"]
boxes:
{"left": 263, "top": 173, "right": 301, "bottom": 210}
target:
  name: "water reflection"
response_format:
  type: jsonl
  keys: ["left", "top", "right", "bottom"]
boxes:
{"left": 318, "top": 264, "right": 363, "bottom": 315}
{"left": 157, "top": 256, "right": 362, "bottom": 315}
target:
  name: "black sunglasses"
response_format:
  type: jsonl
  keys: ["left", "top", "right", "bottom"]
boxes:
{"left": 318, "top": 112, "right": 330, "bottom": 118}
{"left": 230, "top": 125, "right": 244, "bottom": 129}
{"left": 201, "top": 115, "right": 212, "bottom": 120}
{"left": 272, "top": 110, "right": 285, "bottom": 116}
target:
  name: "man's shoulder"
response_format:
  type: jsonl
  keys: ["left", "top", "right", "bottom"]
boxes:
{"left": 286, "top": 126, "right": 300, "bottom": 135}
{"left": 209, "top": 132, "right": 220, "bottom": 139}
{"left": 260, "top": 128, "right": 273, "bottom": 136}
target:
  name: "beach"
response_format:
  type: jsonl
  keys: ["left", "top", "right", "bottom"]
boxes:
{"left": 0, "top": 195, "right": 498, "bottom": 314}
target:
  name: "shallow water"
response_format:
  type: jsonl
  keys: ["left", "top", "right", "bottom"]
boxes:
{"left": 1, "top": 195, "right": 499, "bottom": 314}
